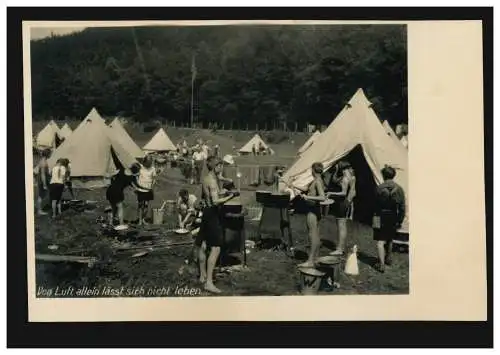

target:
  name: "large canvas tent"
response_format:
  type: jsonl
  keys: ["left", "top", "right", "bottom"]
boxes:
{"left": 59, "top": 123, "right": 73, "bottom": 140}
{"left": 282, "top": 89, "right": 409, "bottom": 233}
{"left": 47, "top": 108, "right": 138, "bottom": 189}
{"left": 108, "top": 118, "right": 145, "bottom": 159}
{"left": 239, "top": 134, "right": 274, "bottom": 155}
{"left": 36, "top": 120, "right": 62, "bottom": 149}
{"left": 143, "top": 128, "right": 176, "bottom": 152}
{"left": 298, "top": 130, "right": 321, "bottom": 155}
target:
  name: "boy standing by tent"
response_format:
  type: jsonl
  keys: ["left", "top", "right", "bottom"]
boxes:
{"left": 373, "top": 165, "right": 406, "bottom": 273}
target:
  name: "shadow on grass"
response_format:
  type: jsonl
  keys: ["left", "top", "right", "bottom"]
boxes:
{"left": 292, "top": 249, "right": 308, "bottom": 261}
{"left": 255, "top": 237, "right": 285, "bottom": 251}
{"left": 357, "top": 251, "right": 378, "bottom": 268}
{"left": 320, "top": 238, "right": 337, "bottom": 251}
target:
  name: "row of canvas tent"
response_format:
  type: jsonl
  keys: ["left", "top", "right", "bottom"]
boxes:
{"left": 39, "top": 108, "right": 276, "bottom": 188}
{"left": 282, "top": 88, "right": 409, "bottom": 234}
{"left": 44, "top": 108, "right": 177, "bottom": 189}
{"left": 36, "top": 121, "right": 73, "bottom": 149}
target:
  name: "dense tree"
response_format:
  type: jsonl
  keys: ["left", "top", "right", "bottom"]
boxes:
{"left": 30, "top": 24, "right": 407, "bottom": 129}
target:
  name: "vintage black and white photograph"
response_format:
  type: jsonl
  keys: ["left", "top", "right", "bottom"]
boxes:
{"left": 27, "top": 22, "right": 410, "bottom": 299}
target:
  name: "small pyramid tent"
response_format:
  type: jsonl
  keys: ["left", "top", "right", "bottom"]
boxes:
{"left": 36, "top": 120, "right": 61, "bottom": 149}
{"left": 298, "top": 130, "right": 321, "bottom": 155}
{"left": 108, "top": 118, "right": 145, "bottom": 158}
{"left": 239, "top": 134, "right": 274, "bottom": 155}
{"left": 143, "top": 128, "right": 176, "bottom": 152}
{"left": 47, "top": 108, "right": 138, "bottom": 189}
{"left": 282, "top": 89, "right": 409, "bottom": 233}
{"left": 59, "top": 123, "right": 73, "bottom": 140}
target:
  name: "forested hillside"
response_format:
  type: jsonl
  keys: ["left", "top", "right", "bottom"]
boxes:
{"left": 30, "top": 25, "right": 407, "bottom": 130}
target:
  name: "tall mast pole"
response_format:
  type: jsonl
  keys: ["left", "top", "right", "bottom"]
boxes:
{"left": 191, "top": 74, "right": 194, "bottom": 128}
{"left": 190, "top": 54, "right": 196, "bottom": 128}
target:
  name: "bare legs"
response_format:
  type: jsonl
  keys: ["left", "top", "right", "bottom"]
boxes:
{"left": 37, "top": 196, "right": 47, "bottom": 215}
{"left": 109, "top": 205, "right": 117, "bottom": 225}
{"left": 198, "top": 242, "right": 207, "bottom": 283}
{"left": 197, "top": 242, "right": 222, "bottom": 294}
{"left": 331, "top": 218, "right": 347, "bottom": 255}
{"left": 376, "top": 240, "right": 393, "bottom": 272}
{"left": 51, "top": 199, "right": 57, "bottom": 218}
{"left": 66, "top": 183, "right": 75, "bottom": 200}
{"left": 116, "top": 202, "right": 124, "bottom": 225}
{"left": 51, "top": 199, "right": 62, "bottom": 218}
{"left": 137, "top": 201, "right": 149, "bottom": 225}
{"left": 298, "top": 212, "right": 320, "bottom": 268}
{"left": 137, "top": 202, "right": 143, "bottom": 225}
{"left": 205, "top": 246, "right": 221, "bottom": 293}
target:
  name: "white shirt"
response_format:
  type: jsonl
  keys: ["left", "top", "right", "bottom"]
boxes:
{"left": 136, "top": 166, "right": 157, "bottom": 190}
{"left": 50, "top": 165, "right": 67, "bottom": 184}
{"left": 201, "top": 145, "right": 209, "bottom": 159}
{"left": 193, "top": 151, "right": 204, "bottom": 161}
{"left": 177, "top": 194, "right": 197, "bottom": 212}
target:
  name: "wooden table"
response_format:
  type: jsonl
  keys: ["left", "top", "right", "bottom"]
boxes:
{"left": 221, "top": 196, "right": 247, "bottom": 266}
{"left": 256, "top": 191, "right": 293, "bottom": 252}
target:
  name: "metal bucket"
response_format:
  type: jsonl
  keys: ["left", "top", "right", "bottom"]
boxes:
{"left": 317, "top": 255, "right": 344, "bottom": 287}
{"left": 152, "top": 208, "right": 164, "bottom": 225}
{"left": 298, "top": 267, "right": 325, "bottom": 295}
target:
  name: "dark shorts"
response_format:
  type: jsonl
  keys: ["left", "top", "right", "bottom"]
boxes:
{"left": 294, "top": 199, "right": 321, "bottom": 220}
{"left": 333, "top": 198, "right": 350, "bottom": 219}
{"left": 49, "top": 183, "right": 64, "bottom": 201}
{"left": 106, "top": 186, "right": 124, "bottom": 205}
{"left": 136, "top": 190, "right": 154, "bottom": 202}
{"left": 373, "top": 211, "right": 399, "bottom": 241}
{"left": 195, "top": 206, "right": 224, "bottom": 248}
{"left": 307, "top": 205, "right": 322, "bottom": 222}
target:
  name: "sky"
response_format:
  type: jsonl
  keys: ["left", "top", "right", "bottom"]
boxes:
{"left": 30, "top": 27, "right": 86, "bottom": 40}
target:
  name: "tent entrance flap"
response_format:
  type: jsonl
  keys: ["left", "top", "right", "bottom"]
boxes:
{"left": 325, "top": 144, "right": 377, "bottom": 226}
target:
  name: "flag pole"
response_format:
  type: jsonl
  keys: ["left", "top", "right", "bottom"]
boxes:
{"left": 190, "top": 54, "right": 196, "bottom": 129}
{"left": 190, "top": 74, "right": 194, "bottom": 128}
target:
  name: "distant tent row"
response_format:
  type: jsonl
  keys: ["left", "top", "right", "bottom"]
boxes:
{"left": 143, "top": 128, "right": 176, "bottom": 152}
{"left": 41, "top": 108, "right": 178, "bottom": 188}
{"left": 239, "top": 134, "right": 274, "bottom": 155}
{"left": 283, "top": 88, "right": 409, "bottom": 234}
{"left": 36, "top": 120, "right": 62, "bottom": 149}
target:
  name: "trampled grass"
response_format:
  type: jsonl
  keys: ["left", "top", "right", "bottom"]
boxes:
{"left": 34, "top": 163, "right": 409, "bottom": 297}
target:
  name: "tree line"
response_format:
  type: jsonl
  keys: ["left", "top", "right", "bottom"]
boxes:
{"left": 30, "top": 24, "right": 407, "bottom": 130}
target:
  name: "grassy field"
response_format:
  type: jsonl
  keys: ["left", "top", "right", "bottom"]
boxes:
{"left": 33, "top": 121, "right": 408, "bottom": 297}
